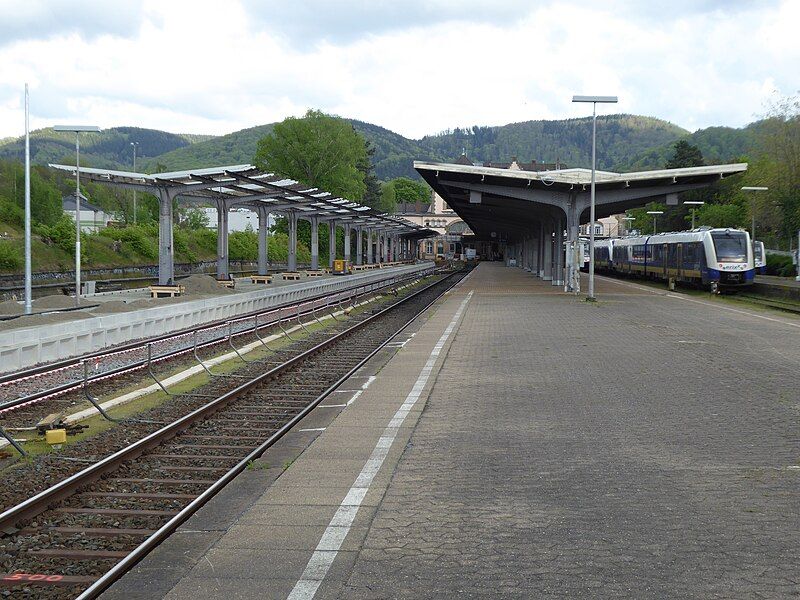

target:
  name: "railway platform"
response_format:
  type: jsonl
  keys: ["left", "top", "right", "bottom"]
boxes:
{"left": 104, "top": 261, "right": 800, "bottom": 599}
{"left": 0, "top": 262, "right": 431, "bottom": 373}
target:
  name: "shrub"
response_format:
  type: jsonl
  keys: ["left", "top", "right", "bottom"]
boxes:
{"left": 189, "top": 228, "right": 217, "bottom": 254}
{"left": 100, "top": 225, "right": 158, "bottom": 261}
{"left": 229, "top": 230, "right": 257, "bottom": 261}
{"left": 766, "top": 253, "right": 796, "bottom": 277}
{"left": 0, "top": 240, "right": 21, "bottom": 270}
{"left": 36, "top": 216, "right": 77, "bottom": 255}
{"left": 173, "top": 228, "right": 196, "bottom": 262}
{"left": 0, "top": 198, "right": 24, "bottom": 227}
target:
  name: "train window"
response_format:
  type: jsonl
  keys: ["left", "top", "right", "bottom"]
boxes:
{"left": 711, "top": 232, "right": 748, "bottom": 263}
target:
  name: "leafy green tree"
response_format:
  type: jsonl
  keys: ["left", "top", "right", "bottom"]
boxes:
{"left": 665, "top": 140, "right": 705, "bottom": 168}
{"left": 254, "top": 109, "right": 368, "bottom": 200}
{"left": 378, "top": 182, "right": 396, "bottom": 214}
{"left": 391, "top": 177, "right": 430, "bottom": 205}
{"left": 694, "top": 203, "right": 747, "bottom": 228}
{"left": 359, "top": 140, "right": 383, "bottom": 208}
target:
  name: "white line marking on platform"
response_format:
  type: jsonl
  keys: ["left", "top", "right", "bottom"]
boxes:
{"left": 318, "top": 404, "right": 347, "bottom": 408}
{"left": 286, "top": 290, "right": 474, "bottom": 600}
{"left": 298, "top": 427, "right": 326, "bottom": 433}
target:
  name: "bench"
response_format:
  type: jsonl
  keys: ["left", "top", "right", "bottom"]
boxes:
{"left": 281, "top": 272, "right": 302, "bottom": 281}
{"left": 149, "top": 285, "right": 184, "bottom": 298}
{"left": 250, "top": 275, "right": 273, "bottom": 284}
{"left": 304, "top": 270, "right": 325, "bottom": 277}
{"left": 217, "top": 279, "right": 236, "bottom": 288}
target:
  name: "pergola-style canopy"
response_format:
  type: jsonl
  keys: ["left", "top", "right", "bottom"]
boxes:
{"left": 50, "top": 163, "right": 435, "bottom": 284}
{"left": 50, "top": 163, "right": 431, "bottom": 236}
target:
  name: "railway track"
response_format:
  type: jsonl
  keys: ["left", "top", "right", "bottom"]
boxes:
{"left": 0, "top": 268, "right": 466, "bottom": 599}
{"left": 0, "top": 267, "right": 433, "bottom": 448}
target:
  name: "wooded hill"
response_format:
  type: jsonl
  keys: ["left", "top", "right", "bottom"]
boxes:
{"left": 0, "top": 114, "right": 762, "bottom": 180}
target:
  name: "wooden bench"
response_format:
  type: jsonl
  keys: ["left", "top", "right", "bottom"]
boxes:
{"left": 217, "top": 279, "right": 236, "bottom": 288}
{"left": 281, "top": 272, "right": 302, "bottom": 281}
{"left": 351, "top": 265, "right": 369, "bottom": 272}
{"left": 250, "top": 275, "right": 273, "bottom": 284}
{"left": 304, "top": 270, "right": 325, "bottom": 277}
{"left": 149, "top": 285, "right": 184, "bottom": 298}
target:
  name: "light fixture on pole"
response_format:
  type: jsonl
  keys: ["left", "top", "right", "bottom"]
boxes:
{"left": 646, "top": 210, "right": 664, "bottom": 234}
{"left": 23, "top": 84, "right": 32, "bottom": 315}
{"left": 621, "top": 216, "right": 635, "bottom": 236}
{"left": 741, "top": 186, "right": 768, "bottom": 241}
{"left": 53, "top": 124, "right": 101, "bottom": 307}
{"left": 572, "top": 94, "right": 618, "bottom": 301}
{"left": 683, "top": 201, "right": 704, "bottom": 229}
{"left": 130, "top": 141, "right": 139, "bottom": 224}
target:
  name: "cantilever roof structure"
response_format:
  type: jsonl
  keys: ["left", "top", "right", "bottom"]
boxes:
{"left": 414, "top": 160, "right": 748, "bottom": 241}
{"left": 49, "top": 163, "right": 433, "bottom": 238}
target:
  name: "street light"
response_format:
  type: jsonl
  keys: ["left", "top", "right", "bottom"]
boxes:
{"left": 572, "top": 94, "right": 618, "bottom": 301}
{"left": 683, "top": 201, "right": 704, "bottom": 229}
{"left": 130, "top": 141, "right": 139, "bottom": 224}
{"left": 53, "top": 124, "right": 101, "bottom": 307}
{"left": 741, "top": 186, "right": 768, "bottom": 241}
{"left": 646, "top": 210, "right": 664, "bottom": 234}
{"left": 621, "top": 216, "right": 635, "bottom": 236}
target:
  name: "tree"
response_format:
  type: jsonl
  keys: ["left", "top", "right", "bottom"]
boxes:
{"left": 254, "top": 109, "right": 368, "bottom": 200}
{"left": 665, "top": 140, "right": 705, "bottom": 168}
{"left": 378, "top": 182, "right": 396, "bottom": 214}
{"left": 391, "top": 177, "right": 430, "bottom": 205}
{"left": 358, "top": 140, "right": 383, "bottom": 208}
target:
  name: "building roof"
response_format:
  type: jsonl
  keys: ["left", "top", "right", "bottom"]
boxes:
{"left": 62, "top": 193, "right": 103, "bottom": 213}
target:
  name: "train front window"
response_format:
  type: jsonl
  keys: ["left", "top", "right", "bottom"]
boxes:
{"left": 711, "top": 232, "right": 748, "bottom": 263}
{"left": 753, "top": 243, "right": 764, "bottom": 263}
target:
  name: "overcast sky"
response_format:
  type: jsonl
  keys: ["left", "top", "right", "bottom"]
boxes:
{"left": 0, "top": 0, "right": 796, "bottom": 140}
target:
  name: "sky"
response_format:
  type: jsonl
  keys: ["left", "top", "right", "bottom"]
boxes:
{"left": 0, "top": 0, "right": 797, "bottom": 141}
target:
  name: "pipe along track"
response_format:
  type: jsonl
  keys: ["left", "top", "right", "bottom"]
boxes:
{"left": 0, "top": 269, "right": 466, "bottom": 599}
{"left": 0, "top": 267, "right": 434, "bottom": 445}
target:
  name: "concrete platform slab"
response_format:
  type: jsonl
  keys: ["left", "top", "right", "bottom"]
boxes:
{"left": 104, "top": 262, "right": 800, "bottom": 599}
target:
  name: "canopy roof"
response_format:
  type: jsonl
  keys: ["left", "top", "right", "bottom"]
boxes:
{"left": 414, "top": 160, "right": 748, "bottom": 242}
{"left": 50, "top": 163, "right": 434, "bottom": 238}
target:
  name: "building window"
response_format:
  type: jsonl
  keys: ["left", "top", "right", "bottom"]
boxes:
{"left": 425, "top": 241, "right": 433, "bottom": 253}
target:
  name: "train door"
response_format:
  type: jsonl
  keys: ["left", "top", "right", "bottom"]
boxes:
{"left": 662, "top": 244, "right": 668, "bottom": 279}
{"left": 676, "top": 244, "right": 683, "bottom": 279}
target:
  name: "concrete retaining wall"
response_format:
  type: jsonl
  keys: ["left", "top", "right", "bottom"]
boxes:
{"left": 0, "top": 263, "right": 433, "bottom": 373}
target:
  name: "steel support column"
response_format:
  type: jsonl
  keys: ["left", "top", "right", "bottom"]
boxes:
{"left": 565, "top": 197, "right": 581, "bottom": 293}
{"left": 328, "top": 220, "right": 336, "bottom": 268}
{"left": 543, "top": 220, "right": 553, "bottom": 281}
{"left": 310, "top": 216, "right": 319, "bottom": 271}
{"left": 367, "top": 229, "right": 374, "bottom": 264}
{"left": 538, "top": 221, "right": 546, "bottom": 278}
{"left": 344, "top": 223, "right": 351, "bottom": 264}
{"left": 216, "top": 200, "right": 229, "bottom": 280}
{"left": 355, "top": 227, "right": 363, "bottom": 265}
{"left": 257, "top": 206, "right": 269, "bottom": 276}
{"left": 553, "top": 215, "right": 565, "bottom": 286}
{"left": 287, "top": 211, "right": 298, "bottom": 272}
{"left": 157, "top": 188, "right": 176, "bottom": 286}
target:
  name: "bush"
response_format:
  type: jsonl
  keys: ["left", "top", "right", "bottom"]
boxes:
{"left": 229, "top": 231, "right": 257, "bottom": 261}
{"left": 189, "top": 228, "right": 217, "bottom": 254}
{"left": 173, "top": 228, "right": 197, "bottom": 262}
{"left": 100, "top": 225, "right": 158, "bottom": 261}
{"left": 766, "top": 253, "right": 796, "bottom": 277}
{"left": 36, "top": 216, "right": 77, "bottom": 255}
{"left": 0, "top": 197, "right": 24, "bottom": 227}
{"left": 0, "top": 240, "right": 21, "bottom": 270}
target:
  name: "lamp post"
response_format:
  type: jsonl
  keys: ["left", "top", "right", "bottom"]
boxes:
{"left": 621, "top": 216, "right": 635, "bottom": 236}
{"left": 24, "top": 84, "right": 32, "bottom": 315}
{"left": 572, "top": 95, "right": 618, "bottom": 301}
{"left": 741, "top": 186, "right": 768, "bottom": 241}
{"left": 683, "top": 200, "right": 704, "bottom": 229}
{"left": 53, "top": 124, "right": 101, "bottom": 307}
{"left": 646, "top": 210, "right": 664, "bottom": 234}
{"left": 130, "top": 141, "right": 139, "bottom": 224}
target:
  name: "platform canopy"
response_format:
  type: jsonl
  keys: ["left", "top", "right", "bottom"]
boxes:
{"left": 414, "top": 160, "right": 747, "bottom": 241}
{"left": 50, "top": 163, "right": 433, "bottom": 237}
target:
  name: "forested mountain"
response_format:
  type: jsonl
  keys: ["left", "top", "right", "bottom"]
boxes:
{"left": 0, "top": 126, "right": 213, "bottom": 170}
{"left": 420, "top": 115, "right": 689, "bottom": 171}
{"left": 0, "top": 114, "right": 763, "bottom": 180}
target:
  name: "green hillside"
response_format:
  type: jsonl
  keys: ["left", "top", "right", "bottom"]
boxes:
{"left": 621, "top": 122, "right": 762, "bottom": 170}
{"left": 419, "top": 115, "right": 689, "bottom": 171}
{"left": 0, "top": 126, "right": 215, "bottom": 170}
{"left": 1, "top": 114, "right": 765, "bottom": 181}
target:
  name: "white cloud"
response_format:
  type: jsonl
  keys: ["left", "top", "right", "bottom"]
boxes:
{"left": 0, "top": 0, "right": 796, "bottom": 142}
